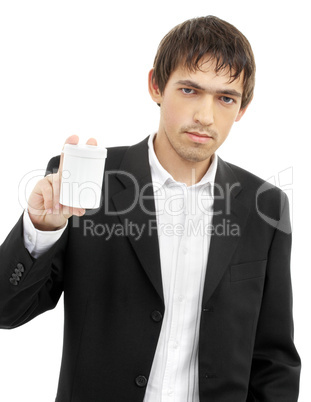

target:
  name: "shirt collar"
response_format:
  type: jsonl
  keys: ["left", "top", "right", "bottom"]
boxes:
{"left": 147, "top": 132, "right": 218, "bottom": 195}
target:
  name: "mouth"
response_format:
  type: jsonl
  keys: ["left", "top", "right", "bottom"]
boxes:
{"left": 185, "top": 132, "right": 213, "bottom": 144}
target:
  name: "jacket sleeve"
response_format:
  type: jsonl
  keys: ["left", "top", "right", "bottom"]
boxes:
{"left": 247, "top": 193, "right": 301, "bottom": 401}
{"left": 0, "top": 155, "right": 67, "bottom": 329}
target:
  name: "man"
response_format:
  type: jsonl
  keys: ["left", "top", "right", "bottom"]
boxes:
{"left": 0, "top": 15, "right": 301, "bottom": 401}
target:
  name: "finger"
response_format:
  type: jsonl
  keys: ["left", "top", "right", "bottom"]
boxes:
{"left": 59, "top": 203, "right": 85, "bottom": 219}
{"left": 40, "top": 177, "right": 54, "bottom": 211}
{"left": 58, "top": 135, "right": 80, "bottom": 177}
{"left": 72, "top": 207, "right": 86, "bottom": 217}
{"left": 61, "top": 202, "right": 71, "bottom": 217}
{"left": 47, "top": 173, "right": 61, "bottom": 210}
{"left": 86, "top": 137, "right": 97, "bottom": 146}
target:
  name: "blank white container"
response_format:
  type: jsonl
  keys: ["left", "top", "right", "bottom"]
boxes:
{"left": 60, "top": 144, "right": 107, "bottom": 209}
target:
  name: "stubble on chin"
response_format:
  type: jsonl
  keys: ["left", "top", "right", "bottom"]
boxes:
{"left": 174, "top": 144, "right": 213, "bottom": 163}
{"left": 165, "top": 130, "right": 215, "bottom": 163}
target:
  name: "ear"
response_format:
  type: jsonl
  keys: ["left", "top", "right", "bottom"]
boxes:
{"left": 235, "top": 98, "right": 252, "bottom": 122}
{"left": 148, "top": 69, "right": 163, "bottom": 104}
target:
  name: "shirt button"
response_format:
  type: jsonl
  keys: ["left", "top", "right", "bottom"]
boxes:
{"left": 27, "top": 234, "right": 32, "bottom": 242}
{"left": 183, "top": 247, "right": 188, "bottom": 254}
{"left": 177, "top": 295, "right": 185, "bottom": 302}
{"left": 168, "top": 388, "right": 174, "bottom": 396}
{"left": 171, "top": 341, "right": 179, "bottom": 349}
{"left": 135, "top": 375, "right": 148, "bottom": 387}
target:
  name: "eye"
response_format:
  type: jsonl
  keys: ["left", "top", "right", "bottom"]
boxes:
{"left": 220, "top": 96, "right": 234, "bottom": 104}
{"left": 181, "top": 88, "right": 196, "bottom": 95}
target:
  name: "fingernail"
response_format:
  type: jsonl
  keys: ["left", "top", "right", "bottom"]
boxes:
{"left": 46, "top": 209, "right": 53, "bottom": 215}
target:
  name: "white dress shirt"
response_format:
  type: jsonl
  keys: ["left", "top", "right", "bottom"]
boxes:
{"left": 143, "top": 133, "right": 217, "bottom": 401}
{"left": 23, "top": 133, "right": 218, "bottom": 401}
{"left": 23, "top": 208, "right": 68, "bottom": 259}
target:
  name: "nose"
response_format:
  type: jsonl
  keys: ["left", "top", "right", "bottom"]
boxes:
{"left": 193, "top": 96, "right": 214, "bottom": 127}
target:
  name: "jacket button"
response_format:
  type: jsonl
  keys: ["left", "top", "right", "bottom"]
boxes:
{"left": 16, "top": 262, "right": 25, "bottom": 272}
{"left": 135, "top": 375, "right": 148, "bottom": 387}
{"left": 14, "top": 268, "right": 22, "bottom": 277}
{"left": 11, "top": 273, "right": 20, "bottom": 280}
{"left": 16, "top": 263, "right": 25, "bottom": 272}
{"left": 151, "top": 310, "right": 163, "bottom": 322}
{"left": 205, "top": 372, "right": 217, "bottom": 379}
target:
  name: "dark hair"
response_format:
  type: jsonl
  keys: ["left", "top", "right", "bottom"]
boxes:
{"left": 152, "top": 16, "right": 255, "bottom": 109}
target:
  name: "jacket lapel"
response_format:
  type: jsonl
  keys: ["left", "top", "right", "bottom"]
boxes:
{"left": 111, "top": 137, "right": 164, "bottom": 302}
{"left": 202, "top": 157, "right": 250, "bottom": 307}
{"left": 111, "top": 137, "right": 249, "bottom": 306}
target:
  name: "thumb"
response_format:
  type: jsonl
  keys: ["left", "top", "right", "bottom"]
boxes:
{"left": 85, "top": 137, "right": 98, "bottom": 146}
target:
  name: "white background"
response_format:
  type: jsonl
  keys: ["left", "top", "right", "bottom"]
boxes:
{"left": 0, "top": 0, "right": 309, "bottom": 400}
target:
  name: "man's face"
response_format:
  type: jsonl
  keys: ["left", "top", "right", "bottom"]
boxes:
{"left": 149, "top": 58, "right": 248, "bottom": 165}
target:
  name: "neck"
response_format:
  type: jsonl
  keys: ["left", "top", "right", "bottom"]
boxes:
{"left": 153, "top": 134, "right": 212, "bottom": 186}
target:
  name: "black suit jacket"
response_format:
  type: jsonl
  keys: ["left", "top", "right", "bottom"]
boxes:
{"left": 0, "top": 136, "right": 301, "bottom": 401}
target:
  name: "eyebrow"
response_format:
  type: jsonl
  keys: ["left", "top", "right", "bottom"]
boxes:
{"left": 175, "top": 80, "right": 242, "bottom": 98}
